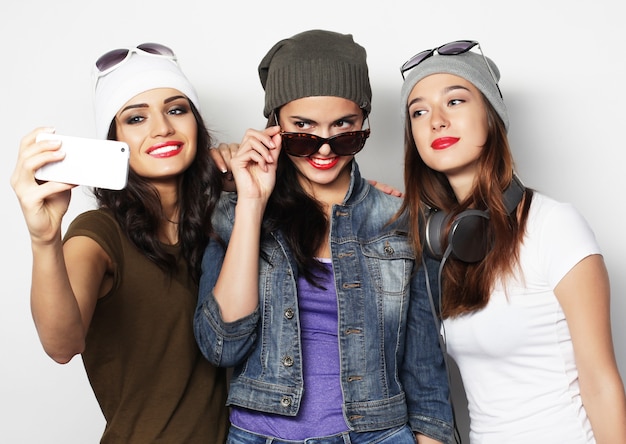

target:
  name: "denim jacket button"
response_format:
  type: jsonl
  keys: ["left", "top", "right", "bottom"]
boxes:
{"left": 282, "top": 356, "right": 294, "bottom": 367}
{"left": 280, "top": 396, "right": 292, "bottom": 407}
{"left": 284, "top": 308, "right": 295, "bottom": 319}
{"left": 384, "top": 241, "right": 395, "bottom": 255}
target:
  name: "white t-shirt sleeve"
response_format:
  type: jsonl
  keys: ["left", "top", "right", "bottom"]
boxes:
{"left": 529, "top": 194, "right": 602, "bottom": 290}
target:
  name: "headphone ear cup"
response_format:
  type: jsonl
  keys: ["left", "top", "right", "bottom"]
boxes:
{"left": 448, "top": 210, "right": 491, "bottom": 263}
{"left": 425, "top": 210, "right": 450, "bottom": 260}
{"left": 423, "top": 177, "right": 523, "bottom": 263}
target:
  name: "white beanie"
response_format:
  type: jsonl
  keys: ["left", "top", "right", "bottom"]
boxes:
{"left": 92, "top": 48, "right": 200, "bottom": 139}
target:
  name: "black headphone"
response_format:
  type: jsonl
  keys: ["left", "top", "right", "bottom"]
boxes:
{"left": 424, "top": 175, "right": 525, "bottom": 263}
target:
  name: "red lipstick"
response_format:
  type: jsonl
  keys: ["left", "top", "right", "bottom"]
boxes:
{"left": 307, "top": 157, "right": 339, "bottom": 170}
{"left": 146, "top": 141, "right": 183, "bottom": 158}
{"left": 431, "top": 137, "right": 459, "bottom": 150}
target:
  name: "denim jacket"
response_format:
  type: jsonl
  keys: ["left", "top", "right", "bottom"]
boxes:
{"left": 194, "top": 162, "right": 454, "bottom": 443}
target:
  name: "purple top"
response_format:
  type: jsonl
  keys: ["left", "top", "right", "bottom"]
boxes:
{"left": 230, "top": 259, "right": 348, "bottom": 439}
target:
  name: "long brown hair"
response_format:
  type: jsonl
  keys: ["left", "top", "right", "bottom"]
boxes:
{"left": 397, "top": 95, "right": 533, "bottom": 318}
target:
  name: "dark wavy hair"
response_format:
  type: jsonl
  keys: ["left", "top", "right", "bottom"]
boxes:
{"left": 93, "top": 100, "right": 222, "bottom": 284}
{"left": 397, "top": 94, "right": 533, "bottom": 318}
{"left": 260, "top": 109, "right": 365, "bottom": 285}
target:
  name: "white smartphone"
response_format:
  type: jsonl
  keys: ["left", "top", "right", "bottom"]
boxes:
{"left": 35, "top": 133, "right": 130, "bottom": 190}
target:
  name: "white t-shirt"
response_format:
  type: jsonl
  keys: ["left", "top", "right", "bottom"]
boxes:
{"left": 443, "top": 193, "right": 601, "bottom": 444}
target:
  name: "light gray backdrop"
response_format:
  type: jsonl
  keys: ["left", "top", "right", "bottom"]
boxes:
{"left": 2, "top": 1, "right": 624, "bottom": 442}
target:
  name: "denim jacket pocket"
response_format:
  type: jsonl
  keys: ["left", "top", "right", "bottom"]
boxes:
{"left": 361, "top": 234, "right": 415, "bottom": 295}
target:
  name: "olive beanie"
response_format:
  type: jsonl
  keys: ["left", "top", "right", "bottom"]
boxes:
{"left": 258, "top": 29, "right": 372, "bottom": 118}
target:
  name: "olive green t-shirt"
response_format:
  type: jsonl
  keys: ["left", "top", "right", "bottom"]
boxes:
{"left": 65, "top": 209, "right": 228, "bottom": 443}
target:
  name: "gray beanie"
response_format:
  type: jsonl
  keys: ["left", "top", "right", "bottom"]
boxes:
{"left": 258, "top": 29, "right": 372, "bottom": 118}
{"left": 400, "top": 50, "right": 509, "bottom": 131}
